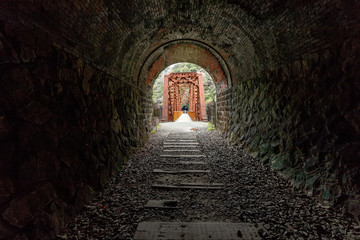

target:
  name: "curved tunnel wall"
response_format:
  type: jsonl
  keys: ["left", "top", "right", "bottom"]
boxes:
{"left": 0, "top": 32, "right": 150, "bottom": 239}
{"left": 0, "top": 0, "right": 359, "bottom": 239}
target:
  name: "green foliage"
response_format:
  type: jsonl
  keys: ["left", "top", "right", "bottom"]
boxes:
{"left": 152, "top": 62, "right": 216, "bottom": 104}
{"left": 115, "top": 163, "right": 123, "bottom": 172}
{"left": 171, "top": 62, "right": 199, "bottom": 73}
{"left": 152, "top": 78, "right": 164, "bottom": 104}
{"left": 205, "top": 87, "right": 216, "bottom": 103}
{"left": 207, "top": 122, "right": 215, "bottom": 131}
{"left": 151, "top": 123, "right": 160, "bottom": 133}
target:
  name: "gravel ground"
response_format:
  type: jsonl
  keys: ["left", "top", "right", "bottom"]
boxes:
{"left": 57, "top": 124, "right": 359, "bottom": 240}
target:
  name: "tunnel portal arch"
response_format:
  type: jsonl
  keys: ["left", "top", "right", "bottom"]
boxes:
{"left": 138, "top": 39, "right": 232, "bottom": 94}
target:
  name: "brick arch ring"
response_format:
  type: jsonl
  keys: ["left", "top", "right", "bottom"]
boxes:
{"left": 137, "top": 39, "right": 232, "bottom": 92}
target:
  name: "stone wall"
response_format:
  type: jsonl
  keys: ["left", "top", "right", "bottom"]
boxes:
{"left": 226, "top": 41, "right": 360, "bottom": 209}
{"left": 206, "top": 101, "right": 216, "bottom": 127}
{"left": 151, "top": 104, "right": 161, "bottom": 130}
{"left": 216, "top": 89, "right": 232, "bottom": 133}
{"left": 0, "top": 25, "right": 149, "bottom": 239}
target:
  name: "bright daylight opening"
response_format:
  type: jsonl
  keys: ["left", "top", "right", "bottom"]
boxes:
{"left": 151, "top": 63, "right": 217, "bottom": 125}
{"left": 152, "top": 62, "right": 216, "bottom": 105}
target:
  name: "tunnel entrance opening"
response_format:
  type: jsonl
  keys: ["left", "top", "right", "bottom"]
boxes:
{"left": 162, "top": 72, "right": 207, "bottom": 122}
{"left": 151, "top": 63, "right": 216, "bottom": 124}
{"left": 138, "top": 40, "right": 232, "bottom": 131}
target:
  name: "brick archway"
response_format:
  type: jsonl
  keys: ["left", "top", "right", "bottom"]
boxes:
{"left": 137, "top": 39, "right": 232, "bottom": 92}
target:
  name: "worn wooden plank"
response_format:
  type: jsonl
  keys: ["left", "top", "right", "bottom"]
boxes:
{"left": 167, "top": 136, "right": 196, "bottom": 138}
{"left": 152, "top": 184, "right": 224, "bottom": 190}
{"left": 163, "top": 145, "right": 198, "bottom": 148}
{"left": 179, "top": 182, "right": 224, "bottom": 186}
{"left": 164, "top": 142, "right": 199, "bottom": 145}
{"left": 166, "top": 139, "right": 197, "bottom": 141}
{"left": 134, "top": 222, "right": 264, "bottom": 239}
{"left": 153, "top": 169, "right": 210, "bottom": 174}
{"left": 160, "top": 155, "right": 206, "bottom": 158}
{"left": 160, "top": 161, "right": 206, "bottom": 165}
{"left": 163, "top": 149, "right": 201, "bottom": 152}
{"left": 145, "top": 200, "right": 179, "bottom": 209}
{"left": 166, "top": 138, "right": 195, "bottom": 139}
{"left": 165, "top": 140, "right": 197, "bottom": 142}
{"left": 178, "top": 161, "right": 206, "bottom": 165}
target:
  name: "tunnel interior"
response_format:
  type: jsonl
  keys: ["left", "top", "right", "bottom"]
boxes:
{"left": 0, "top": 0, "right": 360, "bottom": 239}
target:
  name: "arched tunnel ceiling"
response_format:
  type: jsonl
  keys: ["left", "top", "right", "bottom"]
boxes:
{"left": 1, "top": 0, "right": 354, "bottom": 88}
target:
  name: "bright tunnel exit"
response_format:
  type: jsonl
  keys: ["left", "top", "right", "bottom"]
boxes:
{"left": 152, "top": 63, "right": 216, "bottom": 123}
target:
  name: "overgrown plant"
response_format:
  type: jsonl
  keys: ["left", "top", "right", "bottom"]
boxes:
{"left": 207, "top": 122, "right": 215, "bottom": 131}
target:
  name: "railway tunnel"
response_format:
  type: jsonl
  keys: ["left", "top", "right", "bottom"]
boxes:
{"left": 0, "top": 0, "right": 359, "bottom": 239}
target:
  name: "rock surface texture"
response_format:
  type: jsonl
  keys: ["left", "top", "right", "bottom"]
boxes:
{"left": 0, "top": 0, "right": 359, "bottom": 239}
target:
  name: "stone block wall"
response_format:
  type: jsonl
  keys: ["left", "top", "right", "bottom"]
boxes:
{"left": 226, "top": 41, "right": 360, "bottom": 208}
{"left": 151, "top": 104, "right": 161, "bottom": 130}
{"left": 206, "top": 101, "right": 216, "bottom": 127}
{"left": 0, "top": 24, "right": 149, "bottom": 239}
{"left": 216, "top": 89, "right": 232, "bottom": 133}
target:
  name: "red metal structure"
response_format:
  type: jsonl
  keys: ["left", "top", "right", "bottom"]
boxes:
{"left": 161, "top": 72, "right": 207, "bottom": 122}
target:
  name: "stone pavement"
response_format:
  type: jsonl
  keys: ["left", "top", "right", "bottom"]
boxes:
{"left": 159, "top": 115, "right": 208, "bottom": 133}
{"left": 175, "top": 113, "right": 193, "bottom": 122}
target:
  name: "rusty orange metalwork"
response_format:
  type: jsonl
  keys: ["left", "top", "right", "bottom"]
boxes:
{"left": 161, "top": 72, "right": 207, "bottom": 122}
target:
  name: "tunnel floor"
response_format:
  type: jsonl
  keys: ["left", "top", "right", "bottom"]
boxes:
{"left": 57, "top": 124, "right": 358, "bottom": 240}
